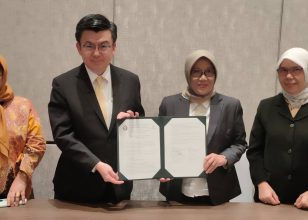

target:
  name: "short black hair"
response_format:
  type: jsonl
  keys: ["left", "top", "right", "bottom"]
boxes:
{"left": 75, "top": 14, "right": 117, "bottom": 43}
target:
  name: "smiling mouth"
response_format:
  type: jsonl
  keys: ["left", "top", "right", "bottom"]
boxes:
{"left": 285, "top": 82, "right": 297, "bottom": 86}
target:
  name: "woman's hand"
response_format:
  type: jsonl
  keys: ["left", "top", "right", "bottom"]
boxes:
{"left": 294, "top": 191, "right": 308, "bottom": 209}
{"left": 258, "top": 181, "right": 280, "bottom": 205}
{"left": 203, "top": 153, "right": 227, "bottom": 174}
{"left": 7, "top": 171, "right": 28, "bottom": 207}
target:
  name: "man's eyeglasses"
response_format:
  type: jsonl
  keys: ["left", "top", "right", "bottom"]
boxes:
{"left": 277, "top": 66, "right": 303, "bottom": 76}
{"left": 191, "top": 68, "right": 215, "bottom": 79}
{"left": 82, "top": 42, "right": 112, "bottom": 53}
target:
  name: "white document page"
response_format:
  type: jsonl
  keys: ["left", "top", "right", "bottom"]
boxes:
{"left": 164, "top": 118, "right": 206, "bottom": 177}
{"left": 118, "top": 119, "right": 160, "bottom": 180}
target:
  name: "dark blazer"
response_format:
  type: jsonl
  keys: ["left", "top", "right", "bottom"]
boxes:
{"left": 159, "top": 93, "right": 247, "bottom": 205}
{"left": 48, "top": 63, "right": 144, "bottom": 203}
{"left": 247, "top": 94, "right": 308, "bottom": 204}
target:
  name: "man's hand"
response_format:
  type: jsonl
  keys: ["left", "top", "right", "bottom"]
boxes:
{"left": 203, "top": 153, "right": 227, "bottom": 174}
{"left": 117, "top": 110, "right": 139, "bottom": 119}
{"left": 294, "top": 191, "right": 308, "bottom": 209}
{"left": 95, "top": 162, "right": 124, "bottom": 184}
{"left": 159, "top": 178, "right": 172, "bottom": 183}
{"left": 258, "top": 181, "right": 280, "bottom": 205}
{"left": 7, "top": 171, "right": 28, "bottom": 207}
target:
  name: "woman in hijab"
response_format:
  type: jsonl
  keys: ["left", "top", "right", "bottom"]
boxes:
{"left": 247, "top": 47, "right": 308, "bottom": 209}
{"left": 159, "top": 50, "right": 247, "bottom": 205}
{"left": 0, "top": 55, "right": 46, "bottom": 207}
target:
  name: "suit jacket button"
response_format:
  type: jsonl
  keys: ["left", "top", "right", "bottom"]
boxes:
{"left": 290, "top": 123, "right": 294, "bottom": 128}
{"left": 287, "top": 175, "right": 292, "bottom": 180}
{"left": 288, "top": 148, "right": 292, "bottom": 154}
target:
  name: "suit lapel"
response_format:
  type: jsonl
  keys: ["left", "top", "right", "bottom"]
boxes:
{"left": 177, "top": 95, "right": 190, "bottom": 116}
{"left": 207, "top": 94, "right": 223, "bottom": 146}
{"left": 276, "top": 94, "right": 292, "bottom": 120}
{"left": 109, "top": 65, "right": 121, "bottom": 132}
{"left": 77, "top": 64, "right": 108, "bottom": 130}
{"left": 296, "top": 103, "right": 308, "bottom": 120}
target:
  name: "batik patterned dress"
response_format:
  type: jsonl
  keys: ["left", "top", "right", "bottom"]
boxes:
{"left": 0, "top": 96, "right": 46, "bottom": 198}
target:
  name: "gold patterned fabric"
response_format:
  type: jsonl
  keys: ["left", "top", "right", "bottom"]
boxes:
{"left": 0, "top": 55, "right": 14, "bottom": 193}
{"left": 0, "top": 56, "right": 46, "bottom": 198}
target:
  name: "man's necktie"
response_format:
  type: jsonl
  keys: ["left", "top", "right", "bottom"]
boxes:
{"left": 94, "top": 76, "right": 108, "bottom": 121}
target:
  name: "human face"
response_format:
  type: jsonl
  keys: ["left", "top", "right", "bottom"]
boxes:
{"left": 278, "top": 59, "right": 306, "bottom": 96}
{"left": 76, "top": 30, "right": 116, "bottom": 75}
{"left": 189, "top": 58, "right": 216, "bottom": 96}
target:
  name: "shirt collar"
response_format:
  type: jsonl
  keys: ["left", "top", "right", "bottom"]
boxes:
{"left": 86, "top": 65, "right": 111, "bottom": 84}
{"left": 191, "top": 100, "right": 210, "bottom": 110}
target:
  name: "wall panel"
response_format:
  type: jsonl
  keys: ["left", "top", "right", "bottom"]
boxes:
{"left": 277, "top": 0, "right": 308, "bottom": 93}
{"left": 0, "top": 0, "right": 114, "bottom": 141}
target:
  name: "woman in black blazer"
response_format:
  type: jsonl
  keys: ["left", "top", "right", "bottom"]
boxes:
{"left": 247, "top": 47, "right": 308, "bottom": 209}
{"left": 159, "top": 50, "right": 247, "bottom": 205}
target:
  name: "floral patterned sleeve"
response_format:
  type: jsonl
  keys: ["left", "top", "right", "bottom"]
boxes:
{"left": 19, "top": 101, "right": 46, "bottom": 179}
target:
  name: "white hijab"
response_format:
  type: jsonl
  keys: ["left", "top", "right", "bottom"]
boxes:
{"left": 277, "top": 47, "right": 308, "bottom": 108}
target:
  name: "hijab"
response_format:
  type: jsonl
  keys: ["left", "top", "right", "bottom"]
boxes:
{"left": 182, "top": 50, "right": 217, "bottom": 103}
{"left": 277, "top": 47, "right": 308, "bottom": 108}
{"left": 0, "top": 55, "right": 14, "bottom": 193}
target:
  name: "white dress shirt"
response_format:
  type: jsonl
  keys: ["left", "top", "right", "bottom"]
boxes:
{"left": 182, "top": 100, "right": 210, "bottom": 197}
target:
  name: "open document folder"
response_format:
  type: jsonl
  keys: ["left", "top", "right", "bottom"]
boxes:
{"left": 117, "top": 116, "right": 206, "bottom": 180}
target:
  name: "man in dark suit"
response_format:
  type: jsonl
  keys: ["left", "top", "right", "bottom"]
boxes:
{"left": 159, "top": 50, "right": 247, "bottom": 205}
{"left": 48, "top": 14, "right": 144, "bottom": 204}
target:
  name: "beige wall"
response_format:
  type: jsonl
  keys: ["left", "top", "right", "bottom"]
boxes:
{"left": 1, "top": 0, "right": 308, "bottom": 202}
